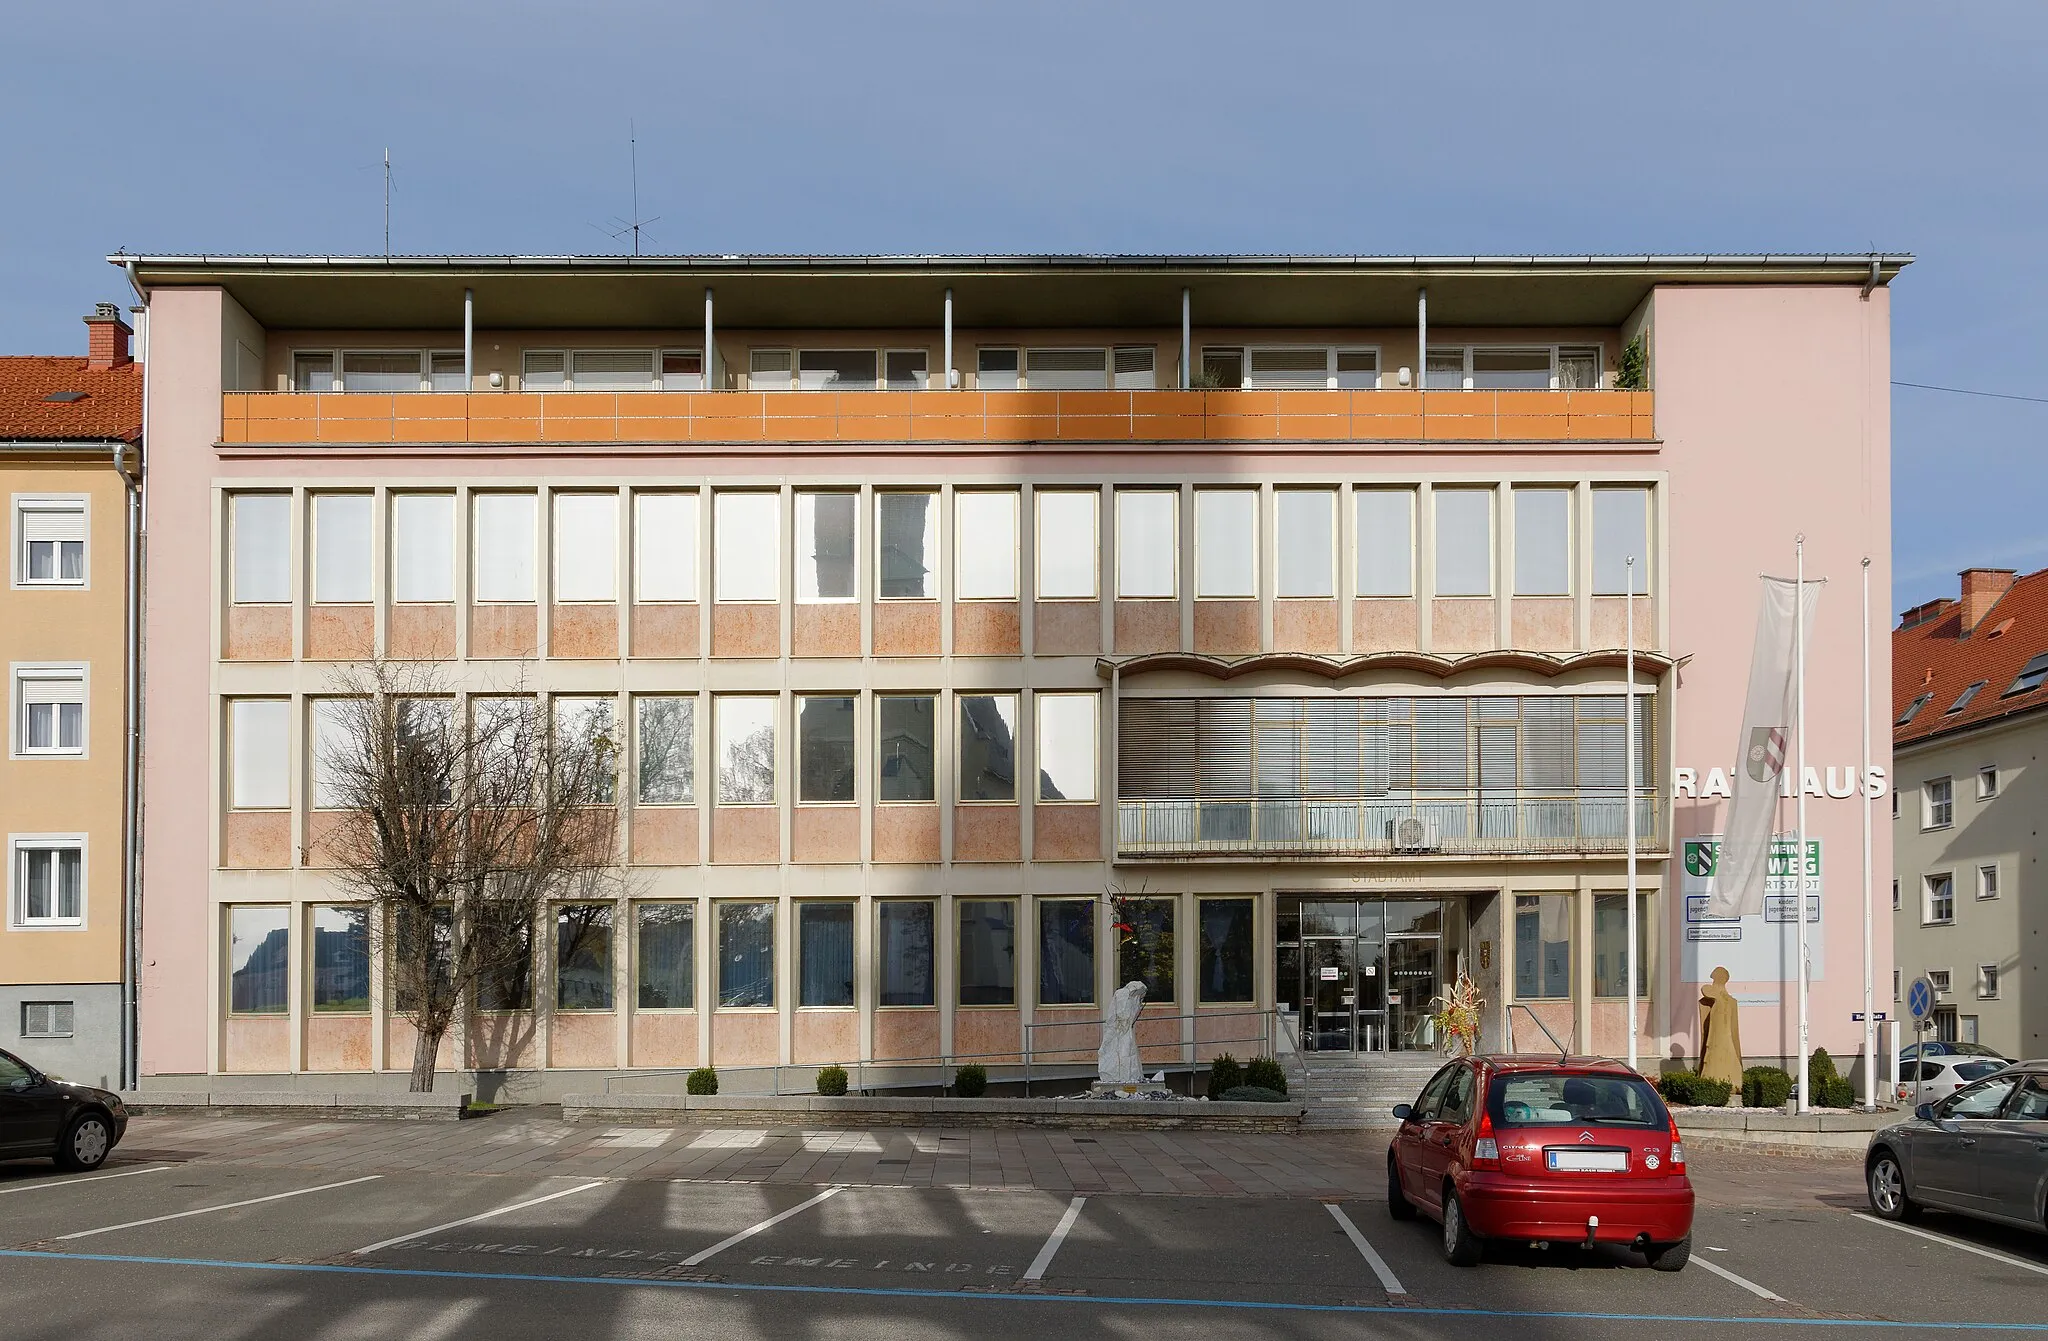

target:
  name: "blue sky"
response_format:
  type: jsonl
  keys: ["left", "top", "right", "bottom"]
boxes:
{"left": 3, "top": 1, "right": 2040, "bottom": 611}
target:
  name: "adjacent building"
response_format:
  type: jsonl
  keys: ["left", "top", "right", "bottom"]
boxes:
{"left": 120, "top": 253, "right": 1900, "bottom": 1096}
{"left": 1, "top": 305, "right": 142, "bottom": 1087}
{"left": 1892, "top": 566, "right": 2048, "bottom": 1058}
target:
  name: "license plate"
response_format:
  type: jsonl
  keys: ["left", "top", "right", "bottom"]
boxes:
{"left": 1547, "top": 1148, "right": 1629, "bottom": 1172}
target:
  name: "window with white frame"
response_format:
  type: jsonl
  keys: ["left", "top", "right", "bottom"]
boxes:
{"left": 1927, "top": 968, "right": 1951, "bottom": 995}
{"left": 1241, "top": 346, "right": 1380, "bottom": 389}
{"left": 1513, "top": 487, "right": 1573, "bottom": 597}
{"left": 390, "top": 493, "right": 454, "bottom": 603}
{"left": 1355, "top": 489, "right": 1415, "bottom": 597}
{"left": 21, "top": 1000, "right": 73, "bottom": 1037}
{"left": 12, "top": 839, "right": 83, "bottom": 927}
{"left": 634, "top": 492, "right": 698, "bottom": 602}
{"left": 521, "top": 349, "right": 663, "bottom": 391}
{"left": 1036, "top": 490, "right": 1098, "bottom": 599}
{"left": 715, "top": 696, "right": 777, "bottom": 805}
{"left": 229, "top": 698, "right": 291, "bottom": 810}
{"left": 553, "top": 696, "right": 617, "bottom": 803}
{"left": 1199, "top": 346, "right": 1244, "bottom": 387}
{"left": 1892, "top": 968, "right": 1900, "bottom": 1001}
{"left": 885, "top": 350, "right": 929, "bottom": 390}
{"left": 714, "top": 493, "right": 780, "bottom": 602}
{"left": 635, "top": 696, "right": 695, "bottom": 805}
{"left": 1112, "top": 346, "right": 1156, "bottom": 389}
{"left": 955, "top": 491, "right": 1018, "bottom": 600}
{"left": 554, "top": 493, "right": 618, "bottom": 603}
{"left": 1036, "top": 692, "right": 1098, "bottom": 803}
{"left": 289, "top": 350, "right": 464, "bottom": 393}
{"left": 877, "top": 491, "right": 938, "bottom": 600}
{"left": 661, "top": 349, "right": 704, "bottom": 390}
{"left": 1891, "top": 878, "right": 1900, "bottom": 911}
{"left": 1977, "top": 863, "right": 2000, "bottom": 900}
{"left": 798, "top": 350, "right": 877, "bottom": 390}
{"left": 1977, "top": 765, "right": 1999, "bottom": 799}
{"left": 15, "top": 497, "right": 86, "bottom": 586}
{"left": 1024, "top": 348, "right": 1108, "bottom": 390}
{"left": 1923, "top": 777, "right": 1953, "bottom": 829}
{"left": 1593, "top": 488, "right": 1650, "bottom": 596}
{"left": 795, "top": 491, "right": 858, "bottom": 602}
{"left": 311, "top": 494, "right": 372, "bottom": 604}
{"left": 976, "top": 348, "right": 1019, "bottom": 390}
{"left": 748, "top": 348, "right": 793, "bottom": 391}
{"left": 1923, "top": 872, "right": 1954, "bottom": 925}
{"left": 1426, "top": 345, "right": 1600, "bottom": 390}
{"left": 291, "top": 351, "right": 335, "bottom": 391}
{"left": 1195, "top": 489, "right": 1256, "bottom": 599}
{"left": 472, "top": 493, "right": 536, "bottom": 603}
{"left": 1433, "top": 489, "right": 1493, "bottom": 597}
{"left": 1275, "top": 489, "right": 1336, "bottom": 598}
{"left": 230, "top": 493, "right": 290, "bottom": 604}
{"left": 428, "top": 352, "right": 465, "bottom": 392}
{"left": 1978, "top": 963, "right": 2000, "bottom": 999}
{"left": 1116, "top": 489, "right": 1177, "bottom": 599}
{"left": 310, "top": 698, "right": 352, "bottom": 810}
{"left": 14, "top": 666, "right": 85, "bottom": 757}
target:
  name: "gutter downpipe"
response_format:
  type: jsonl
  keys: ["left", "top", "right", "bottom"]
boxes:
{"left": 463, "top": 287, "right": 474, "bottom": 385}
{"left": 1180, "top": 288, "right": 1191, "bottom": 389}
{"left": 1861, "top": 256, "right": 1881, "bottom": 300}
{"left": 119, "top": 258, "right": 147, "bottom": 1093}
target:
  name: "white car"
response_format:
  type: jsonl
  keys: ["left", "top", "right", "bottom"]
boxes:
{"left": 1896, "top": 1057, "right": 2006, "bottom": 1106}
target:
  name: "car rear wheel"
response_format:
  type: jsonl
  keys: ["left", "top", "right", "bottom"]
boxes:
{"left": 1388, "top": 1156, "right": 1416, "bottom": 1220}
{"left": 1867, "top": 1150, "right": 1921, "bottom": 1222}
{"left": 1645, "top": 1235, "right": 1692, "bottom": 1272}
{"left": 56, "top": 1112, "right": 112, "bottom": 1172}
{"left": 1440, "top": 1187, "right": 1483, "bottom": 1266}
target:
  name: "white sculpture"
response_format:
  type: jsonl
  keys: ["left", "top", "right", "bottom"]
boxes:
{"left": 1096, "top": 980, "right": 1147, "bottom": 1086}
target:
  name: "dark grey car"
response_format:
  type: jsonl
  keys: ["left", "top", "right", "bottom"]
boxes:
{"left": 1866, "top": 1063, "right": 2048, "bottom": 1235}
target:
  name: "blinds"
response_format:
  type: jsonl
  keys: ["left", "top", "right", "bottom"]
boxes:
{"left": 1026, "top": 348, "right": 1108, "bottom": 389}
{"left": 472, "top": 493, "right": 537, "bottom": 602}
{"left": 634, "top": 492, "right": 697, "bottom": 601}
{"left": 18, "top": 670, "right": 85, "bottom": 705}
{"left": 1247, "top": 348, "right": 1328, "bottom": 387}
{"left": 571, "top": 350, "right": 656, "bottom": 389}
{"left": 1112, "top": 346, "right": 1156, "bottom": 389}
{"left": 19, "top": 502, "right": 85, "bottom": 542}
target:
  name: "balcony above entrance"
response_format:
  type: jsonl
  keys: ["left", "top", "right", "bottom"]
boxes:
{"left": 1118, "top": 791, "right": 1662, "bottom": 859}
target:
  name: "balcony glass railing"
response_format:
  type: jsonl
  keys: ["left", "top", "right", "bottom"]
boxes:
{"left": 1116, "top": 791, "right": 1662, "bottom": 858}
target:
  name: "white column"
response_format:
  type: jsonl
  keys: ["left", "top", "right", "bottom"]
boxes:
{"left": 1180, "top": 288, "right": 1191, "bottom": 389}
{"left": 943, "top": 287, "right": 955, "bottom": 389}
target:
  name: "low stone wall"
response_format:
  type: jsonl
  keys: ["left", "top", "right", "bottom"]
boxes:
{"left": 1673, "top": 1105, "right": 1897, "bottom": 1156}
{"left": 562, "top": 1092, "right": 1305, "bottom": 1133}
{"left": 120, "top": 1090, "right": 472, "bottom": 1121}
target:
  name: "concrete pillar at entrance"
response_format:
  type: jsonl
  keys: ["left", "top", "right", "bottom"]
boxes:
{"left": 1573, "top": 878, "right": 1595, "bottom": 1053}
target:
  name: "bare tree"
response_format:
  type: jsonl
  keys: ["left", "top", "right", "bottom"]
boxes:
{"left": 318, "top": 662, "right": 623, "bottom": 1091}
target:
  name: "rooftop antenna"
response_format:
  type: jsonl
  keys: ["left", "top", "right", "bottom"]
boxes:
{"left": 383, "top": 148, "right": 393, "bottom": 257}
{"left": 592, "top": 120, "right": 658, "bottom": 256}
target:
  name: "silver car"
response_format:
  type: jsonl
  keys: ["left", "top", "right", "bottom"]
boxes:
{"left": 1866, "top": 1063, "right": 2048, "bottom": 1235}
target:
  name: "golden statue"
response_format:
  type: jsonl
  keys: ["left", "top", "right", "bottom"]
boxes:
{"left": 1698, "top": 966, "right": 1744, "bottom": 1092}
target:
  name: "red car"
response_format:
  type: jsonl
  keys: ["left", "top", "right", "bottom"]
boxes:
{"left": 1389, "top": 1055, "right": 1694, "bottom": 1269}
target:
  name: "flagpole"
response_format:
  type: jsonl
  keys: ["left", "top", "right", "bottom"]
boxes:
{"left": 1795, "top": 536, "right": 1811, "bottom": 1113}
{"left": 1861, "top": 555, "right": 1875, "bottom": 1109}
{"left": 1625, "top": 555, "right": 1639, "bottom": 1073}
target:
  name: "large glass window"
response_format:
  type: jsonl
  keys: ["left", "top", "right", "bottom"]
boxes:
{"left": 309, "top": 905, "right": 370, "bottom": 1012}
{"left": 229, "top": 698, "right": 289, "bottom": 810}
{"left": 1195, "top": 489, "right": 1256, "bottom": 598}
{"left": 795, "top": 491, "right": 858, "bottom": 602}
{"left": 310, "top": 699, "right": 353, "bottom": 809}
{"left": 1197, "top": 897, "right": 1256, "bottom": 1003}
{"left": 661, "top": 349, "right": 703, "bottom": 391}
{"left": 635, "top": 696, "right": 695, "bottom": 805}
{"left": 715, "top": 697, "right": 777, "bottom": 805}
{"left": 957, "top": 899, "right": 1016, "bottom": 1006}
{"left": 473, "top": 493, "right": 537, "bottom": 602}
{"left": 714, "top": 493, "right": 780, "bottom": 602}
{"left": 391, "top": 493, "right": 455, "bottom": 603}
{"left": 797, "top": 695, "right": 856, "bottom": 803}
{"left": 1117, "top": 897, "right": 1176, "bottom": 1004}
{"left": 1592, "top": 488, "right": 1650, "bottom": 596}
{"left": 342, "top": 350, "right": 426, "bottom": 392}
{"left": 799, "top": 902, "right": 855, "bottom": 1007}
{"left": 958, "top": 694, "right": 1018, "bottom": 802}
{"left": 1434, "top": 489, "right": 1493, "bottom": 597}
{"left": 1355, "top": 489, "right": 1415, "bottom": 597}
{"left": 311, "top": 494, "right": 372, "bottom": 603}
{"left": 1514, "top": 894, "right": 1572, "bottom": 999}
{"left": 552, "top": 696, "right": 616, "bottom": 803}
{"left": 555, "top": 493, "right": 618, "bottom": 603}
{"left": 1592, "top": 892, "right": 1650, "bottom": 997}
{"left": 718, "top": 902, "right": 775, "bottom": 1007}
{"left": 798, "top": 349, "right": 877, "bottom": 390}
{"left": 556, "top": 904, "right": 614, "bottom": 1010}
{"left": 1116, "top": 489, "right": 1177, "bottom": 598}
{"left": 634, "top": 492, "right": 698, "bottom": 602}
{"left": 976, "top": 348, "right": 1019, "bottom": 390}
{"left": 1276, "top": 489, "right": 1336, "bottom": 598}
{"left": 227, "top": 905, "right": 289, "bottom": 1015}
{"left": 1036, "top": 693, "right": 1097, "bottom": 803}
{"left": 878, "top": 901, "right": 935, "bottom": 1007}
{"left": 956, "top": 491, "right": 1018, "bottom": 600}
{"left": 635, "top": 903, "right": 694, "bottom": 1009}
{"left": 391, "top": 905, "right": 454, "bottom": 1013}
{"left": 877, "top": 491, "right": 938, "bottom": 599}
{"left": 1036, "top": 490, "right": 1099, "bottom": 600}
{"left": 1514, "top": 488, "right": 1572, "bottom": 597}
{"left": 1026, "top": 348, "right": 1108, "bottom": 389}
{"left": 1038, "top": 899, "right": 1095, "bottom": 1006}
{"left": 292, "top": 351, "right": 336, "bottom": 392}
{"left": 878, "top": 695, "right": 936, "bottom": 803}
{"left": 475, "top": 912, "right": 534, "bottom": 1011}
{"left": 231, "top": 493, "right": 290, "bottom": 604}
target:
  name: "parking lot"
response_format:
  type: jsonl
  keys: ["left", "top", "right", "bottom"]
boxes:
{"left": 0, "top": 1114, "right": 2043, "bottom": 1339}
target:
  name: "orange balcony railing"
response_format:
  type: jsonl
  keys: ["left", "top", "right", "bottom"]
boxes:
{"left": 219, "top": 388, "right": 1654, "bottom": 447}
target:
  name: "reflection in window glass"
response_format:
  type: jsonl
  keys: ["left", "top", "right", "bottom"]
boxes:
{"left": 958, "top": 694, "right": 1017, "bottom": 802}
{"left": 312, "top": 495, "right": 372, "bottom": 603}
{"left": 1036, "top": 693, "right": 1097, "bottom": 802}
{"left": 230, "top": 699, "right": 290, "bottom": 810}
{"left": 1036, "top": 490, "right": 1098, "bottom": 599}
{"left": 555, "top": 493, "right": 619, "bottom": 603}
{"left": 310, "top": 699, "right": 353, "bottom": 810}
{"left": 1514, "top": 488, "right": 1572, "bottom": 597}
{"left": 635, "top": 696, "right": 694, "bottom": 805}
{"left": 228, "top": 905, "right": 289, "bottom": 1014}
{"left": 1116, "top": 490, "right": 1177, "bottom": 598}
{"left": 718, "top": 902, "right": 775, "bottom": 1007}
{"left": 878, "top": 901, "right": 935, "bottom": 1007}
{"left": 1593, "top": 488, "right": 1650, "bottom": 596}
{"left": 715, "top": 493, "right": 780, "bottom": 602}
{"left": 1276, "top": 490, "right": 1335, "bottom": 598}
{"left": 716, "top": 697, "right": 777, "bottom": 805}
{"left": 392, "top": 494, "right": 455, "bottom": 602}
{"left": 634, "top": 492, "right": 698, "bottom": 601}
{"left": 635, "top": 903, "right": 694, "bottom": 1009}
{"left": 878, "top": 492, "right": 938, "bottom": 599}
{"left": 1117, "top": 897, "right": 1176, "bottom": 1003}
{"left": 799, "top": 902, "right": 855, "bottom": 1007}
{"left": 392, "top": 905, "right": 454, "bottom": 1013}
{"left": 956, "top": 492, "right": 1018, "bottom": 599}
{"left": 473, "top": 493, "right": 537, "bottom": 602}
{"left": 878, "top": 696, "right": 936, "bottom": 803}
{"left": 1196, "top": 490, "right": 1256, "bottom": 598}
{"left": 1434, "top": 489, "right": 1493, "bottom": 597}
{"left": 1198, "top": 898, "right": 1256, "bottom": 1003}
{"left": 957, "top": 900, "right": 1016, "bottom": 1006}
{"left": 475, "top": 910, "right": 533, "bottom": 1011}
{"left": 310, "top": 904, "right": 370, "bottom": 1012}
{"left": 795, "top": 491, "right": 858, "bottom": 601}
{"left": 1592, "top": 893, "right": 1649, "bottom": 997}
{"left": 1514, "top": 894, "right": 1571, "bottom": 999}
{"left": 231, "top": 494, "right": 290, "bottom": 604}
{"left": 1355, "top": 490, "right": 1415, "bottom": 597}
{"left": 798, "top": 696, "right": 856, "bottom": 803}
{"left": 1038, "top": 899, "right": 1095, "bottom": 1006}
{"left": 557, "top": 904, "right": 614, "bottom": 1010}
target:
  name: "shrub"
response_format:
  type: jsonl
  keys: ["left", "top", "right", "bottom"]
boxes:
{"left": 1220, "top": 1085, "right": 1289, "bottom": 1104}
{"left": 1819, "top": 1077, "right": 1859, "bottom": 1109}
{"left": 1244, "top": 1056, "right": 1288, "bottom": 1096}
{"left": 1206, "top": 1054, "right": 1245, "bottom": 1100}
{"left": 954, "top": 1064, "right": 988, "bottom": 1098}
{"left": 1742, "top": 1066, "right": 1793, "bottom": 1109}
{"left": 1658, "top": 1072, "right": 1732, "bottom": 1107}
{"left": 686, "top": 1066, "right": 719, "bottom": 1096}
{"left": 816, "top": 1065, "right": 849, "bottom": 1097}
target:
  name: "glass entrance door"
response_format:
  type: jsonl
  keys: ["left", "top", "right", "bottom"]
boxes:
{"left": 1303, "top": 939, "right": 1355, "bottom": 1051}
{"left": 1279, "top": 896, "right": 1456, "bottom": 1054}
{"left": 1386, "top": 938, "right": 1441, "bottom": 1051}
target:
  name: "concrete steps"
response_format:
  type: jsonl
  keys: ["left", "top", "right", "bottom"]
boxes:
{"left": 1295, "top": 1056, "right": 1445, "bottom": 1130}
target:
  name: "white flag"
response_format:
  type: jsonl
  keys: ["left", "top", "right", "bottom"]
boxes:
{"left": 1708, "top": 576, "right": 1820, "bottom": 917}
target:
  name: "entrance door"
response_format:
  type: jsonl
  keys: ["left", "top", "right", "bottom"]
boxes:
{"left": 1386, "top": 938, "right": 1441, "bottom": 1052}
{"left": 1304, "top": 939, "right": 1355, "bottom": 1051}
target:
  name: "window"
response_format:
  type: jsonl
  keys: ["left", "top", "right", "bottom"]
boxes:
{"left": 391, "top": 494, "right": 454, "bottom": 603}
{"left": 1197, "top": 898, "right": 1255, "bottom": 1004}
{"left": 1946, "top": 681, "right": 1988, "bottom": 715}
{"left": 1977, "top": 766, "right": 1999, "bottom": 799}
{"left": 392, "top": 905, "right": 454, "bottom": 1012}
{"left": 1892, "top": 790, "right": 1901, "bottom": 820}
{"left": 1593, "top": 489, "right": 1650, "bottom": 596}
{"left": 13, "top": 840, "right": 83, "bottom": 926}
{"left": 2005, "top": 651, "right": 2048, "bottom": 697}
{"left": 15, "top": 666, "right": 85, "bottom": 756}
{"left": 310, "top": 494, "right": 371, "bottom": 603}
{"left": 1927, "top": 968, "right": 1952, "bottom": 995}
{"left": 1978, "top": 963, "right": 2000, "bottom": 999}
{"left": 1036, "top": 490, "right": 1098, "bottom": 599}
{"left": 877, "top": 491, "right": 938, "bottom": 599}
{"left": 292, "top": 351, "right": 335, "bottom": 391}
{"left": 635, "top": 903, "right": 694, "bottom": 1009}
{"left": 956, "top": 492, "right": 1018, "bottom": 600}
{"left": 797, "top": 695, "right": 856, "bottom": 803}
{"left": 1025, "top": 348, "right": 1108, "bottom": 390}
{"left": 885, "top": 350, "right": 928, "bottom": 390}
{"left": 1923, "top": 777, "right": 1953, "bottom": 829}
{"left": 230, "top": 493, "right": 290, "bottom": 604}
{"left": 798, "top": 350, "right": 877, "bottom": 391}
{"left": 309, "top": 905, "right": 370, "bottom": 1013}
{"left": 1592, "top": 892, "right": 1650, "bottom": 997}
{"left": 1239, "top": 346, "right": 1379, "bottom": 389}
{"left": 571, "top": 350, "right": 656, "bottom": 390}
{"left": 1895, "top": 694, "right": 1933, "bottom": 726}
{"left": 799, "top": 902, "right": 855, "bottom": 1007}
{"left": 428, "top": 352, "right": 466, "bottom": 392}
{"left": 1514, "top": 488, "right": 1572, "bottom": 596}
{"left": 341, "top": 350, "right": 427, "bottom": 393}
{"left": 718, "top": 902, "right": 775, "bottom": 1007}
{"left": 957, "top": 899, "right": 1016, "bottom": 1005}
{"left": 1891, "top": 879, "right": 1900, "bottom": 911}
{"left": 1036, "top": 693, "right": 1098, "bottom": 802}
{"left": 1117, "top": 897, "right": 1176, "bottom": 1004}
{"left": 1892, "top": 968, "right": 1900, "bottom": 1001}
{"left": 1116, "top": 489, "right": 1177, "bottom": 598}
{"left": 748, "top": 348, "right": 792, "bottom": 391}
{"left": 1038, "top": 898, "right": 1095, "bottom": 1006}
{"left": 958, "top": 694, "right": 1018, "bottom": 802}
{"left": 976, "top": 348, "right": 1019, "bottom": 390}
{"left": 634, "top": 492, "right": 698, "bottom": 602}
{"left": 1924, "top": 873, "right": 1955, "bottom": 925}
{"left": 878, "top": 696, "right": 936, "bottom": 803}
{"left": 553, "top": 696, "right": 616, "bottom": 803}
{"left": 15, "top": 497, "right": 86, "bottom": 586}
{"left": 1195, "top": 489, "right": 1256, "bottom": 598}
{"left": 1275, "top": 489, "right": 1336, "bottom": 598}
{"left": 556, "top": 904, "right": 614, "bottom": 1010}
{"left": 794, "top": 491, "right": 858, "bottom": 602}
{"left": 521, "top": 350, "right": 566, "bottom": 389}
{"left": 1513, "top": 894, "right": 1571, "bottom": 999}
{"left": 1434, "top": 489, "right": 1493, "bottom": 597}
{"left": 713, "top": 493, "right": 779, "bottom": 602}
{"left": 1200, "top": 346, "right": 1244, "bottom": 387}
{"left": 1977, "top": 863, "right": 2000, "bottom": 900}
{"left": 472, "top": 494, "right": 536, "bottom": 602}
{"left": 228, "top": 699, "right": 289, "bottom": 810}
{"left": 21, "top": 1001, "right": 73, "bottom": 1039}
{"left": 554, "top": 493, "right": 618, "bottom": 603}
{"left": 715, "top": 696, "right": 776, "bottom": 805}
{"left": 227, "top": 906, "right": 289, "bottom": 1013}
{"left": 877, "top": 901, "right": 935, "bottom": 1007}
{"left": 1428, "top": 346, "right": 1573, "bottom": 390}
{"left": 1355, "top": 490, "right": 1415, "bottom": 597}
{"left": 1113, "top": 346, "right": 1156, "bottom": 389}
{"left": 661, "top": 349, "right": 704, "bottom": 391}
{"left": 635, "top": 697, "right": 695, "bottom": 805}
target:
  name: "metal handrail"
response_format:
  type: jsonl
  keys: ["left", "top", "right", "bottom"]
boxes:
{"left": 1506, "top": 1003, "right": 1571, "bottom": 1058}
{"left": 1118, "top": 791, "right": 1663, "bottom": 858}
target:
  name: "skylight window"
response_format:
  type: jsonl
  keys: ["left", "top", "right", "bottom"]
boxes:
{"left": 2004, "top": 651, "right": 2048, "bottom": 698}
{"left": 1895, "top": 693, "right": 1933, "bottom": 726}
{"left": 1944, "top": 681, "right": 1987, "bottom": 715}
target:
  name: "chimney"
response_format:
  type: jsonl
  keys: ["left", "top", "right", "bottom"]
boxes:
{"left": 1959, "top": 568, "right": 2017, "bottom": 635}
{"left": 85, "top": 302, "right": 132, "bottom": 370}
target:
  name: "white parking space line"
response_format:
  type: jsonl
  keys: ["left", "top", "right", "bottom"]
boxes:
{"left": 1852, "top": 1212, "right": 2048, "bottom": 1279}
{"left": 1023, "top": 1196, "right": 1086, "bottom": 1282}
{"left": 54, "top": 1175, "right": 382, "bottom": 1241}
{"left": 356, "top": 1180, "right": 612, "bottom": 1255}
{"left": 0, "top": 1165, "right": 174, "bottom": 1197}
{"left": 680, "top": 1187, "right": 843, "bottom": 1267}
{"left": 1692, "top": 1254, "right": 1787, "bottom": 1301}
{"left": 1324, "top": 1204, "right": 1407, "bottom": 1296}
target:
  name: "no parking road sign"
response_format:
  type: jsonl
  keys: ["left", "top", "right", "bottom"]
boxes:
{"left": 1906, "top": 976, "right": 1935, "bottom": 1024}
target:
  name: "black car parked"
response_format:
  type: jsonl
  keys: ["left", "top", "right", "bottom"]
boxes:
{"left": 0, "top": 1047, "right": 127, "bottom": 1172}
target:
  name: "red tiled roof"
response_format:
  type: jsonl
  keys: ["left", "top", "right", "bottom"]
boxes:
{"left": 1893, "top": 568, "right": 2048, "bottom": 746}
{"left": 0, "top": 356, "right": 142, "bottom": 442}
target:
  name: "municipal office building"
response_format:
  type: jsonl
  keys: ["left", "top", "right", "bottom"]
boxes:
{"left": 122, "top": 253, "right": 1901, "bottom": 1094}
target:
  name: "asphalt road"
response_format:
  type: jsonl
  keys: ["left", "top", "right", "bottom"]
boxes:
{"left": 0, "top": 1125, "right": 2043, "bottom": 1339}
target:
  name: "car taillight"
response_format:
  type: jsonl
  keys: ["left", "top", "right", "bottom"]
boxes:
{"left": 1472, "top": 1109, "right": 1500, "bottom": 1170}
{"left": 1667, "top": 1115, "right": 1685, "bottom": 1168}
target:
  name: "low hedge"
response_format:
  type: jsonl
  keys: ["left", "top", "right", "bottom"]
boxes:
{"left": 686, "top": 1066, "right": 719, "bottom": 1096}
{"left": 1206, "top": 1054, "right": 1245, "bottom": 1100}
{"left": 953, "top": 1064, "right": 988, "bottom": 1098}
{"left": 1219, "top": 1085, "right": 1289, "bottom": 1104}
{"left": 1244, "top": 1057, "right": 1288, "bottom": 1096}
{"left": 1658, "top": 1072, "right": 1733, "bottom": 1107}
{"left": 1742, "top": 1066, "right": 1793, "bottom": 1109}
